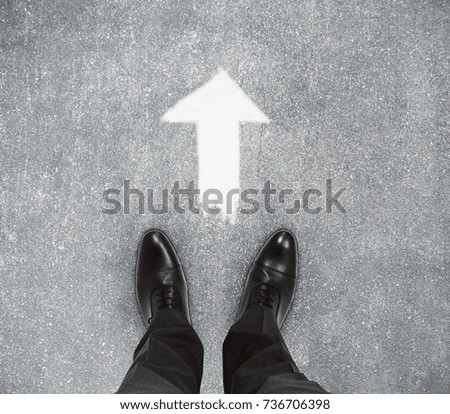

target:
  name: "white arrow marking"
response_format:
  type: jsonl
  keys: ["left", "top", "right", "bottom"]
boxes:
{"left": 162, "top": 68, "right": 269, "bottom": 221}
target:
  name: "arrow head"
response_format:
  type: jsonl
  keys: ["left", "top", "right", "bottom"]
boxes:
{"left": 162, "top": 68, "right": 270, "bottom": 123}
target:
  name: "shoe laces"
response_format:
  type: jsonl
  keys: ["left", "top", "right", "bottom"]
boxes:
{"left": 155, "top": 286, "right": 177, "bottom": 310}
{"left": 257, "top": 284, "right": 276, "bottom": 308}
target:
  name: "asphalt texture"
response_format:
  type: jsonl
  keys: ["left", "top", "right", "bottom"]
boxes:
{"left": 0, "top": 0, "right": 449, "bottom": 393}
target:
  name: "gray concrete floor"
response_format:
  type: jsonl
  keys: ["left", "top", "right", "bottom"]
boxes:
{"left": 1, "top": 0, "right": 449, "bottom": 393}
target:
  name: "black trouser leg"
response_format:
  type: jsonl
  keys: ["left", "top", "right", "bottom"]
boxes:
{"left": 117, "top": 308, "right": 203, "bottom": 394}
{"left": 223, "top": 306, "right": 328, "bottom": 394}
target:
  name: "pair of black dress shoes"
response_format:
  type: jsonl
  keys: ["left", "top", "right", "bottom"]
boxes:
{"left": 135, "top": 229, "right": 298, "bottom": 328}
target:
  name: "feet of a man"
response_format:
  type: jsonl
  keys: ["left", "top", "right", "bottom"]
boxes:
{"left": 237, "top": 230, "right": 298, "bottom": 327}
{"left": 135, "top": 229, "right": 297, "bottom": 328}
{"left": 135, "top": 230, "right": 190, "bottom": 327}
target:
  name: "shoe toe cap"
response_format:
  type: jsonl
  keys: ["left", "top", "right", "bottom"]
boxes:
{"left": 256, "top": 230, "right": 298, "bottom": 276}
{"left": 137, "top": 230, "right": 180, "bottom": 274}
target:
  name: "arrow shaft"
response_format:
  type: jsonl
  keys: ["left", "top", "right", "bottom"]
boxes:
{"left": 197, "top": 119, "right": 240, "bottom": 205}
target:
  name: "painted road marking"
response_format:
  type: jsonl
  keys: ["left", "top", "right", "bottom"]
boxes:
{"left": 162, "top": 68, "right": 269, "bottom": 221}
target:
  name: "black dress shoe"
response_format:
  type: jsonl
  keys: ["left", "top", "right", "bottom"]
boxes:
{"left": 135, "top": 230, "right": 190, "bottom": 327}
{"left": 237, "top": 230, "right": 298, "bottom": 327}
